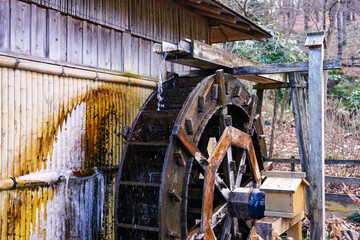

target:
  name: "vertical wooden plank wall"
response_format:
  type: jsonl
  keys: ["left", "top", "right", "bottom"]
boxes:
{"left": 0, "top": 0, "right": 209, "bottom": 77}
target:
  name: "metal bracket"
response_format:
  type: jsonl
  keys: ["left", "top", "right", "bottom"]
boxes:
{"left": 59, "top": 65, "right": 67, "bottom": 77}
{"left": 13, "top": 57, "right": 20, "bottom": 70}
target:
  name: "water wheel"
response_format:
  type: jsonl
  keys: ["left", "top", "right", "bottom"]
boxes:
{"left": 115, "top": 70, "right": 267, "bottom": 239}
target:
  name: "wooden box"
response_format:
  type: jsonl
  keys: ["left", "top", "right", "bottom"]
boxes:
{"left": 260, "top": 171, "right": 310, "bottom": 218}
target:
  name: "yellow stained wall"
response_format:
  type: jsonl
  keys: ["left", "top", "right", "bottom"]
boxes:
{"left": 0, "top": 64, "right": 154, "bottom": 239}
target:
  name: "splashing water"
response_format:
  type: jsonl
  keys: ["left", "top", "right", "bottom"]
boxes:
{"left": 28, "top": 173, "right": 105, "bottom": 240}
{"left": 157, "top": 52, "right": 169, "bottom": 111}
{"left": 25, "top": 102, "right": 106, "bottom": 240}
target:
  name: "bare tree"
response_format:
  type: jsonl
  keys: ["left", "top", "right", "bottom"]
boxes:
{"left": 325, "top": 0, "right": 341, "bottom": 59}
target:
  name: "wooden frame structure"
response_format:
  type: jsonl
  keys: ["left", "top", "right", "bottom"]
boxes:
{"left": 157, "top": 31, "right": 339, "bottom": 239}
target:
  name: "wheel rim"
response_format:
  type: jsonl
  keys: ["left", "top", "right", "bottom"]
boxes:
{"left": 115, "top": 72, "right": 266, "bottom": 239}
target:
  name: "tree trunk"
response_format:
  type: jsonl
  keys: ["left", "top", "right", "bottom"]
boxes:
{"left": 342, "top": 0, "right": 347, "bottom": 46}
{"left": 304, "top": 0, "right": 309, "bottom": 31}
{"left": 323, "top": 0, "right": 327, "bottom": 30}
{"left": 337, "top": 4, "right": 343, "bottom": 59}
{"left": 325, "top": 0, "right": 340, "bottom": 59}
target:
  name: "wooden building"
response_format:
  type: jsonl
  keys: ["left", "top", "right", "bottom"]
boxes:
{"left": 0, "top": 0, "right": 271, "bottom": 239}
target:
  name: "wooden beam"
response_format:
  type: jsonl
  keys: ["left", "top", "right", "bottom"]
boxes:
{"left": 155, "top": 40, "right": 287, "bottom": 83}
{"left": 325, "top": 176, "right": 360, "bottom": 186}
{"left": 208, "top": 19, "right": 251, "bottom": 30}
{"left": 326, "top": 193, "right": 360, "bottom": 203}
{"left": 232, "top": 59, "right": 340, "bottom": 75}
{"left": 218, "top": 24, "right": 266, "bottom": 42}
{"left": 253, "top": 82, "right": 305, "bottom": 89}
{"left": 256, "top": 211, "right": 304, "bottom": 239}
{"left": 176, "top": 0, "right": 222, "bottom": 15}
{"left": 267, "top": 158, "right": 360, "bottom": 165}
{"left": 306, "top": 31, "right": 326, "bottom": 240}
{"left": 289, "top": 73, "right": 309, "bottom": 181}
{"left": 195, "top": 9, "right": 238, "bottom": 23}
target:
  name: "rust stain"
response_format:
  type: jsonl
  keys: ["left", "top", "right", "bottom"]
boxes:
{"left": 17, "top": 85, "right": 127, "bottom": 176}
{"left": 0, "top": 72, "right": 155, "bottom": 239}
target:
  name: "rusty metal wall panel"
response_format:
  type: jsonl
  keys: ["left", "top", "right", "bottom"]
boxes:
{"left": 0, "top": 66, "right": 153, "bottom": 239}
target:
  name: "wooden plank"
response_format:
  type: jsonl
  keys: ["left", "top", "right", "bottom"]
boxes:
{"left": 325, "top": 193, "right": 360, "bottom": 203}
{"left": 0, "top": 0, "right": 10, "bottom": 50}
{"left": 30, "top": 5, "right": 47, "bottom": 58}
{"left": 83, "top": 21, "right": 98, "bottom": 67}
{"left": 306, "top": 32, "right": 325, "bottom": 240}
{"left": 261, "top": 177, "right": 302, "bottom": 193}
{"left": 67, "top": 16, "right": 83, "bottom": 64}
{"left": 325, "top": 159, "right": 360, "bottom": 165}
{"left": 122, "top": 32, "right": 132, "bottom": 73}
{"left": 130, "top": 36, "right": 139, "bottom": 74}
{"left": 139, "top": 38, "right": 151, "bottom": 76}
{"left": 88, "top": 0, "right": 96, "bottom": 21}
{"left": 253, "top": 82, "right": 305, "bottom": 89}
{"left": 96, "top": 0, "right": 104, "bottom": 25}
{"left": 268, "top": 158, "right": 360, "bottom": 165}
{"left": 265, "top": 171, "right": 306, "bottom": 178}
{"left": 172, "top": 5, "right": 179, "bottom": 42}
{"left": 325, "top": 176, "right": 360, "bottom": 186}
{"left": 110, "top": 30, "right": 122, "bottom": 71}
{"left": 10, "top": 1, "right": 31, "bottom": 54}
{"left": 48, "top": 9, "right": 67, "bottom": 61}
{"left": 113, "top": 0, "right": 121, "bottom": 28}
{"left": 105, "top": 0, "right": 114, "bottom": 29}
{"left": 232, "top": 59, "right": 340, "bottom": 75}
{"left": 97, "top": 26, "right": 111, "bottom": 69}
{"left": 256, "top": 211, "right": 304, "bottom": 239}
{"left": 289, "top": 73, "right": 309, "bottom": 175}
{"left": 122, "top": 0, "right": 129, "bottom": 30}
{"left": 153, "top": 0, "right": 161, "bottom": 40}
{"left": 150, "top": 41, "right": 162, "bottom": 78}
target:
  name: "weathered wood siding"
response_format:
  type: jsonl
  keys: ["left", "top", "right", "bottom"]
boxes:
{"left": 0, "top": 0, "right": 209, "bottom": 75}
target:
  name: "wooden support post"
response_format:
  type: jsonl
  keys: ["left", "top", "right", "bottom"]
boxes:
{"left": 256, "top": 212, "right": 304, "bottom": 240}
{"left": 305, "top": 32, "right": 326, "bottom": 239}
{"left": 289, "top": 73, "right": 309, "bottom": 175}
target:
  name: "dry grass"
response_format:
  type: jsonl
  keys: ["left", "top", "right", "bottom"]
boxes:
{"left": 260, "top": 92, "right": 360, "bottom": 236}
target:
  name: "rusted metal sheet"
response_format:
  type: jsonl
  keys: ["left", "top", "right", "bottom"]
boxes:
{"left": 0, "top": 61, "right": 153, "bottom": 239}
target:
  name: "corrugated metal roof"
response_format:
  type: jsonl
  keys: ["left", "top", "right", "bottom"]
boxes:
{"left": 174, "top": 0, "right": 272, "bottom": 43}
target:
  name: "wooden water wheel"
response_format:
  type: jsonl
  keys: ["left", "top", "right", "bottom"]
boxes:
{"left": 115, "top": 70, "right": 267, "bottom": 239}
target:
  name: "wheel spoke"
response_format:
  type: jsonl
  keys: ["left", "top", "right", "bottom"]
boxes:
{"left": 225, "top": 147, "right": 236, "bottom": 190}
{"left": 211, "top": 203, "right": 228, "bottom": 229}
{"left": 220, "top": 214, "right": 232, "bottom": 240}
{"left": 235, "top": 150, "right": 247, "bottom": 188}
{"left": 232, "top": 217, "right": 240, "bottom": 239}
{"left": 215, "top": 174, "right": 231, "bottom": 201}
